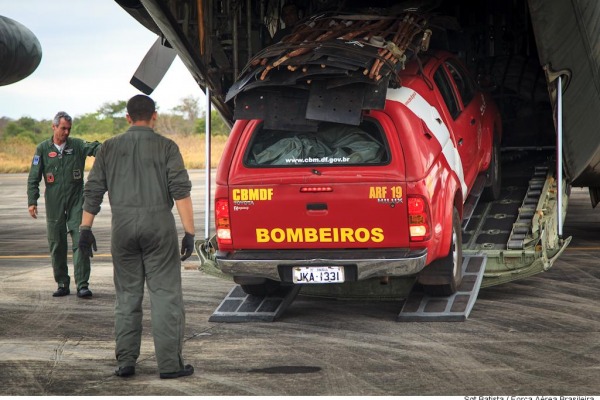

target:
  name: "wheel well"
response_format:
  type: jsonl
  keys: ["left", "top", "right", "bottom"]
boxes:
{"left": 436, "top": 192, "right": 462, "bottom": 259}
{"left": 454, "top": 191, "right": 463, "bottom": 221}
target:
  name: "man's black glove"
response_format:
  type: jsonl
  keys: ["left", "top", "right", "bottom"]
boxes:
{"left": 79, "top": 228, "right": 97, "bottom": 258}
{"left": 180, "top": 232, "right": 195, "bottom": 261}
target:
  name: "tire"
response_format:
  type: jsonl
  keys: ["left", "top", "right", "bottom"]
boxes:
{"left": 241, "top": 279, "right": 283, "bottom": 296}
{"left": 482, "top": 138, "right": 501, "bottom": 201}
{"left": 418, "top": 207, "right": 463, "bottom": 297}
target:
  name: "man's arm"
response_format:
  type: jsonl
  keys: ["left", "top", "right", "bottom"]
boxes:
{"left": 82, "top": 143, "right": 107, "bottom": 216}
{"left": 78, "top": 210, "right": 98, "bottom": 258}
{"left": 81, "top": 210, "right": 96, "bottom": 228}
{"left": 165, "top": 140, "right": 195, "bottom": 260}
{"left": 83, "top": 140, "right": 102, "bottom": 157}
{"left": 26, "top": 147, "right": 43, "bottom": 219}
{"left": 175, "top": 195, "right": 196, "bottom": 261}
{"left": 175, "top": 195, "right": 195, "bottom": 235}
{"left": 79, "top": 143, "right": 105, "bottom": 258}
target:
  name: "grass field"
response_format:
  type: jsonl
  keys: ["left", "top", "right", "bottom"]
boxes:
{"left": 0, "top": 134, "right": 228, "bottom": 173}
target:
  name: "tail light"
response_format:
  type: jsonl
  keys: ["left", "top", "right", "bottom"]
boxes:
{"left": 215, "top": 198, "right": 232, "bottom": 247}
{"left": 408, "top": 195, "right": 431, "bottom": 241}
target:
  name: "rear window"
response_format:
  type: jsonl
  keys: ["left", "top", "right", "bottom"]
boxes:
{"left": 244, "top": 119, "right": 390, "bottom": 167}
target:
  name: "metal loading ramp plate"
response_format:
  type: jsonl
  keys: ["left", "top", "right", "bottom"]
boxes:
{"left": 209, "top": 285, "right": 301, "bottom": 322}
{"left": 398, "top": 255, "right": 486, "bottom": 322}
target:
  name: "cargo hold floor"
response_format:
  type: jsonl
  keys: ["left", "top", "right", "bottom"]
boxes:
{"left": 462, "top": 149, "right": 555, "bottom": 251}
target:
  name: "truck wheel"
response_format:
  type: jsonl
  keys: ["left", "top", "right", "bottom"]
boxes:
{"left": 418, "top": 207, "right": 463, "bottom": 297}
{"left": 241, "top": 279, "right": 282, "bottom": 296}
{"left": 482, "top": 138, "right": 501, "bottom": 201}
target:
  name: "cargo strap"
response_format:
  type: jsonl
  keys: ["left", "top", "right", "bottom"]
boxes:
{"left": 397, "top": 255, "right": 486, "bottom": 322}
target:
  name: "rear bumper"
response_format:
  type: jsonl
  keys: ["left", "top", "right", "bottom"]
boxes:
{"left": 215, "top": 248, "right": 428, "bottom": 282}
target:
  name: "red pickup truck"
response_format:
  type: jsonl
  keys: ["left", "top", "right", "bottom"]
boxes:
{"left": 213, "top": 50, "right": 502, "bottom": 297}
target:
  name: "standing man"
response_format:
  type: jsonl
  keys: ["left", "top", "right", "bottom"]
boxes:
{"left": 270, "top": 3, "right": 300, "bottom": 44}
{"left": 79, "top": 94, "right": 196, "bottom": 379}
{"left": 27, "top": 111, "right": 101, "bottom": 298}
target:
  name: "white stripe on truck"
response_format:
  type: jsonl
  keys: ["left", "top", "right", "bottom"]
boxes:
{"left": 386, "top": 87, "right": 468, "bottom": 199}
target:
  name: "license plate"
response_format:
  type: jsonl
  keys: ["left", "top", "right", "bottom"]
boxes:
{"left": 292, "top": 266, "right": 345, "bottom": 284}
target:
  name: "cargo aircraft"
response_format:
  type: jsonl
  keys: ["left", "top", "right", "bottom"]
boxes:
{"left": 111, "top": 0, "right": 597, "bottom": 296}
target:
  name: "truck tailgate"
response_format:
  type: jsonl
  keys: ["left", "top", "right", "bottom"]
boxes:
{"left": 229, "top": 180, "right": 409, "bottom": 250}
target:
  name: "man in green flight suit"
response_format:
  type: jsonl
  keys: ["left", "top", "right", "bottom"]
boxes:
{"left": 79, "top": 95, "right": 196, "bottom": 379}
{"left": 27, "top": 111, "right": 101, "bottom": 298}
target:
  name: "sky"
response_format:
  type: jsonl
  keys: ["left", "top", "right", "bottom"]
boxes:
{"left": 0, "top": 0, "right": 205, "bottom": 120}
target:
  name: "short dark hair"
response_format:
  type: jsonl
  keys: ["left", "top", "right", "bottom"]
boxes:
{"left": 281, "top": 4, "right": 298, "bottom": 16}
{"left": 127, "top": 94, "right": 156, "bottom": 122}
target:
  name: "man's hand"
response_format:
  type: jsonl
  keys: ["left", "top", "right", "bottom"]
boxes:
{"left": 79, "top": 228, "right": 97, "bottom": 258}
{"left": 180, "top": 232, "right": 195, "bottom": 261}
{"left": 28, "top": 205, "right": 37, "bottom": 219}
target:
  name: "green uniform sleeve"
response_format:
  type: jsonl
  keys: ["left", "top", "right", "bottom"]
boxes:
{"left": 83, "top": 140, "right": 102, "bottom": 157}
{"left": 26, "top": 145, "right": 44, "bottom": 206}
{"left": 166, "top": 140, "right": 192, "bottom": 200}
{"left": 83, "top": 142, "right": 107, "bottom": 215}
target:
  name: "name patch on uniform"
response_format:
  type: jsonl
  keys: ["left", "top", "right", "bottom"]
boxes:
{"left": 46, "top": 173, "right": 55, "bottom": 183}
{"left": 48, "top": 151, "right": 58, "bottom": 158}
{"left": 32, "top": 155, "right": 40, "bottom": 165}
{"left": 73, "top": 169, "right": 82, "bottom": 179}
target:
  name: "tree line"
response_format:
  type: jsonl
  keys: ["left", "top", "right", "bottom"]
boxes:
{"left": 0, "top": 96, "right": 231, "bottom": 144}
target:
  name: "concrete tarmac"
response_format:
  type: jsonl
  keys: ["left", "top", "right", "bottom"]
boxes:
{"left": 1, "top": 171, "right": 600, "bottom": 396}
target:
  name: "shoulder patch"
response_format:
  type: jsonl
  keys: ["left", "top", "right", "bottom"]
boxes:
{"left": 33, "top": 155, "right": 40, "bottom": 165}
